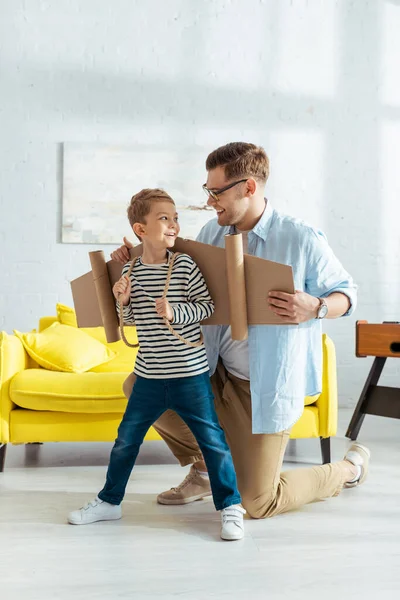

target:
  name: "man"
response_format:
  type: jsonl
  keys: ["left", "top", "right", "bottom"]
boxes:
{"left": 112, "top": 142, "right": 369, "bottom": 519}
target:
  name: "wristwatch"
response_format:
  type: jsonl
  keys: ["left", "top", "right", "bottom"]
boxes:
{"left": 316, "top": 298, "right": 328, "bottom": 319}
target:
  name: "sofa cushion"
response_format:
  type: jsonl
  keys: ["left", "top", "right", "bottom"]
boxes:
{"left": 81, "top": 327, "right": 138, "bottom": 373}
{"left": 38, "top": 316, "right": 58, "bottom": 332}
{"left": 56, "top": 303, "right": 78, "bottom": 327}
{"left": 38, "top": 310, "right": 138, "bottom": 372}
{"left": 10, "top": 369, "right": 129, "bottom": 413}
{"left": 14, "top": 323, "right": 116, "bottom": 374}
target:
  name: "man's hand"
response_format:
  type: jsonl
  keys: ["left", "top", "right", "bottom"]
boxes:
{"left": 113, "top": 276, "right": 131, "bottom": 306}
{"left": 268, "top": 290, "right": 320, "bottom": 323}
{"left": 155, "top": 298, "right": 174, "bottom": 322}
{"left": 111, "top": 237, "right": 134, "bottom": 264}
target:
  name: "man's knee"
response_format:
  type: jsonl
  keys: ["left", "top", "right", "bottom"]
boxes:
{"left": 123, "top": 372, "right": 136, "bottom": 399}
{"left": 242, "top": 493, "right": 277, "bottom": 520}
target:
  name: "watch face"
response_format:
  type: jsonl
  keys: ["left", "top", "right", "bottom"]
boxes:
{"left": 318, "top": 304, "right": 328, "bottom": 319}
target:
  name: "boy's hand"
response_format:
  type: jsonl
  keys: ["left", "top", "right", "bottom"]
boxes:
{"left": 113, "top": 276, "right": 131, "bottom": 306}
{"left": 155, "top": 298, "right": 173, "bottom": 321}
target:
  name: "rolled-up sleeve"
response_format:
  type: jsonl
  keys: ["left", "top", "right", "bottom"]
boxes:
{"left": 304, "top": 228, "right": 357, "bottom": 317}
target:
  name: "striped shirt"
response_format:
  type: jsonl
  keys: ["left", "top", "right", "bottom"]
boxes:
{"left": 119, "top": 251, "right": 214, "bottom": 379}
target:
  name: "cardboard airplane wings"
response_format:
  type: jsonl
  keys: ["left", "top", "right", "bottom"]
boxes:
{"left": 70, "top": 233, "right": 296, "bottom": 343}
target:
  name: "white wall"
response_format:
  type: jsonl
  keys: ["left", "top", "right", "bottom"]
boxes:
{"left": 1, "top": 0, "right": 399, "bottom": 407}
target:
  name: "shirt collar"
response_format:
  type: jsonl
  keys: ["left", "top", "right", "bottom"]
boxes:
{"left": 229, "top": 199, "right": 273, "bottom": 241}
{"left": 139, "top": 249, "right": 173, "bottom": 267}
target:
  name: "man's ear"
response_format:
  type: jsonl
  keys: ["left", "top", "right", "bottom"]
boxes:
{"left": 133, "top": 222, "right": 146, "bottom": 239}
{"left": 245, "top": 178, "right": 257, "bottom": 196}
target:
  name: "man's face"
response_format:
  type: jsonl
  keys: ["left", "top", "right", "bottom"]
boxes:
{"left": 205, "top": 167, "right": 250, "bottom": 228}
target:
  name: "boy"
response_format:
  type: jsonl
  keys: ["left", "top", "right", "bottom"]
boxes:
{"left": 68, "top": 188, "right": 245, "bottom": 541}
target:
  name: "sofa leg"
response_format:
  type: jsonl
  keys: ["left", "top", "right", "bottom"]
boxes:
{"left": 320, "top": 437, "right": 331, "bottom": 464}
{"left": 0, "top": 444, "right": 7, "bottom": 472}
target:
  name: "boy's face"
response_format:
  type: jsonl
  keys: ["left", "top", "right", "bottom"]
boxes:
{"left": 136, "top": 201, "right": 180, "bottom": 248}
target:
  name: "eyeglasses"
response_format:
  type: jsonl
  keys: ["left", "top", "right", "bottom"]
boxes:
{"left": 202, "top": 179, "right": 248, "bottom": 202}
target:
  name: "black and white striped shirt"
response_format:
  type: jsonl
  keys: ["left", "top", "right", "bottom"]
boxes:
{"left": 119, "top": 251, "right": 214, "bottom": 379}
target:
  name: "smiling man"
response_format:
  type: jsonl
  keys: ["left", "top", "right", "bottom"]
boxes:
{"left": 112, "top": 142, "right": 369, "bottom": 519}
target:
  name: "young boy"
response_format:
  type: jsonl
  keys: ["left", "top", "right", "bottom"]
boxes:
{"left": 68, "top": 188, "right": 245, "bottom": 540}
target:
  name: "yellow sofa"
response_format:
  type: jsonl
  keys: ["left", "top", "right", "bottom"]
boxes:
{"left": 0, "top": 314, "right": 338, "bottom": 471}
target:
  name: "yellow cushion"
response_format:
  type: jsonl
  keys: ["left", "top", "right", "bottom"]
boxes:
{"left": 78, "top": 327, "right": 138, "bottom": 373}
{"left": 13, "top": 323, "right": 116, "bottom": 374}
{"left": 56, "top": 303, "right": 78, "bottom": 327}
{"left": 39, "top": 316, "right": 58, "bottom": 332}
{"left": 39, "top": 304, "right": 138, "bottom": 372}
{"left": 10, "top": 369, "right": 128, "bottom": 413}
{"left": 55, "top": 303, "right": 138, "bottom": 372}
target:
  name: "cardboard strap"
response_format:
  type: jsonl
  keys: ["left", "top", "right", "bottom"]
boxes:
{"left": 118, "top": 252, "right": 204, "bottom": 349}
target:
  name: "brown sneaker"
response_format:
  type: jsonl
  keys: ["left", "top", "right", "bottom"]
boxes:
{"left": 157, "top": 465, "right": 212, "bottom": 505}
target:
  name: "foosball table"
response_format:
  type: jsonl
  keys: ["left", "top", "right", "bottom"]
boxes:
{"left": 346, "top": 321, "right": 400, "bottom": 440}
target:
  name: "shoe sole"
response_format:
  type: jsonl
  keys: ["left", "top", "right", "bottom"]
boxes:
{"left": 221, "top": 532, "right": 244, "bottom": 541}
{"left": 68, "top": 514, "right": 122, "bottom": 525}
{"left": 157, "top": 492, "right": 212, "bottom": 505}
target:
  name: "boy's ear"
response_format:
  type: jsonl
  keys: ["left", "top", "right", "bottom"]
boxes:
{"left": 133, "top": 222, "right": 146, "bottom": 239}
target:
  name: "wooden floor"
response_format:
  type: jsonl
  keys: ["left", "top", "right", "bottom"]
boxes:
{"left": 1, "top": 409, "right": 400, "bottom": 600}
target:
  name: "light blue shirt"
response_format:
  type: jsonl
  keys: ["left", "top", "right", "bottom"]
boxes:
{"left": 197, "top": 201, "right": 357, "bottom": 434}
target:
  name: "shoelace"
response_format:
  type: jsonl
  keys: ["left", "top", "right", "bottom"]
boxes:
{"left": 171, "top": 471, "right": 196, "bottom": 492}
{"left": 83, "top": 498, "right": 102, "bottom": 511}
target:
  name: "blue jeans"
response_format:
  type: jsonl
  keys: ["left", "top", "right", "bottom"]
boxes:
{"left": 98, "top": 372, "right": 241, "bottom": 511}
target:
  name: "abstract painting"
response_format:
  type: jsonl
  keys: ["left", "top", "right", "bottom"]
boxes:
{"left": 62, "top": 143, "right": 215, "bottom": 244}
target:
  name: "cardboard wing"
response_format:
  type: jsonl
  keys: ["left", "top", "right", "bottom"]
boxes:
{"left": 70, "top": 234, "right": 295, "bottom": 343}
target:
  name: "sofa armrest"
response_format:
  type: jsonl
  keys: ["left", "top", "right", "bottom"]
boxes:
{"left": 316, "top": 334, "right": 338, "bottom": 438}
{"left": 0, "top": 332, "right": 30, "bottom": 443}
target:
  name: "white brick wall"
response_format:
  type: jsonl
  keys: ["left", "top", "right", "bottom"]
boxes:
{"left": 1, "top": 0, "right": 399, "bottom": 407}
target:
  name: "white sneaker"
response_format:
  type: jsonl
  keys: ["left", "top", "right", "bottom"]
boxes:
{"left": 344, "top": 443, "right": 371, "bottom": 488}
{"left": 68, "top": 497, "right": 122, "bottom": 525}
{"left": 220, "top": 505, "right": 246, "bottom": 541}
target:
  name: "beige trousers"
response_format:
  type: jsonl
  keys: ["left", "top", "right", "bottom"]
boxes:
{"left": 123, "top": 363, "right": 348, "bottom": 519}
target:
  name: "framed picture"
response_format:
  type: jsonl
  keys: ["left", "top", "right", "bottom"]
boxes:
{"left": 62, "top": 143, "right": 215, "bottom": 244}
